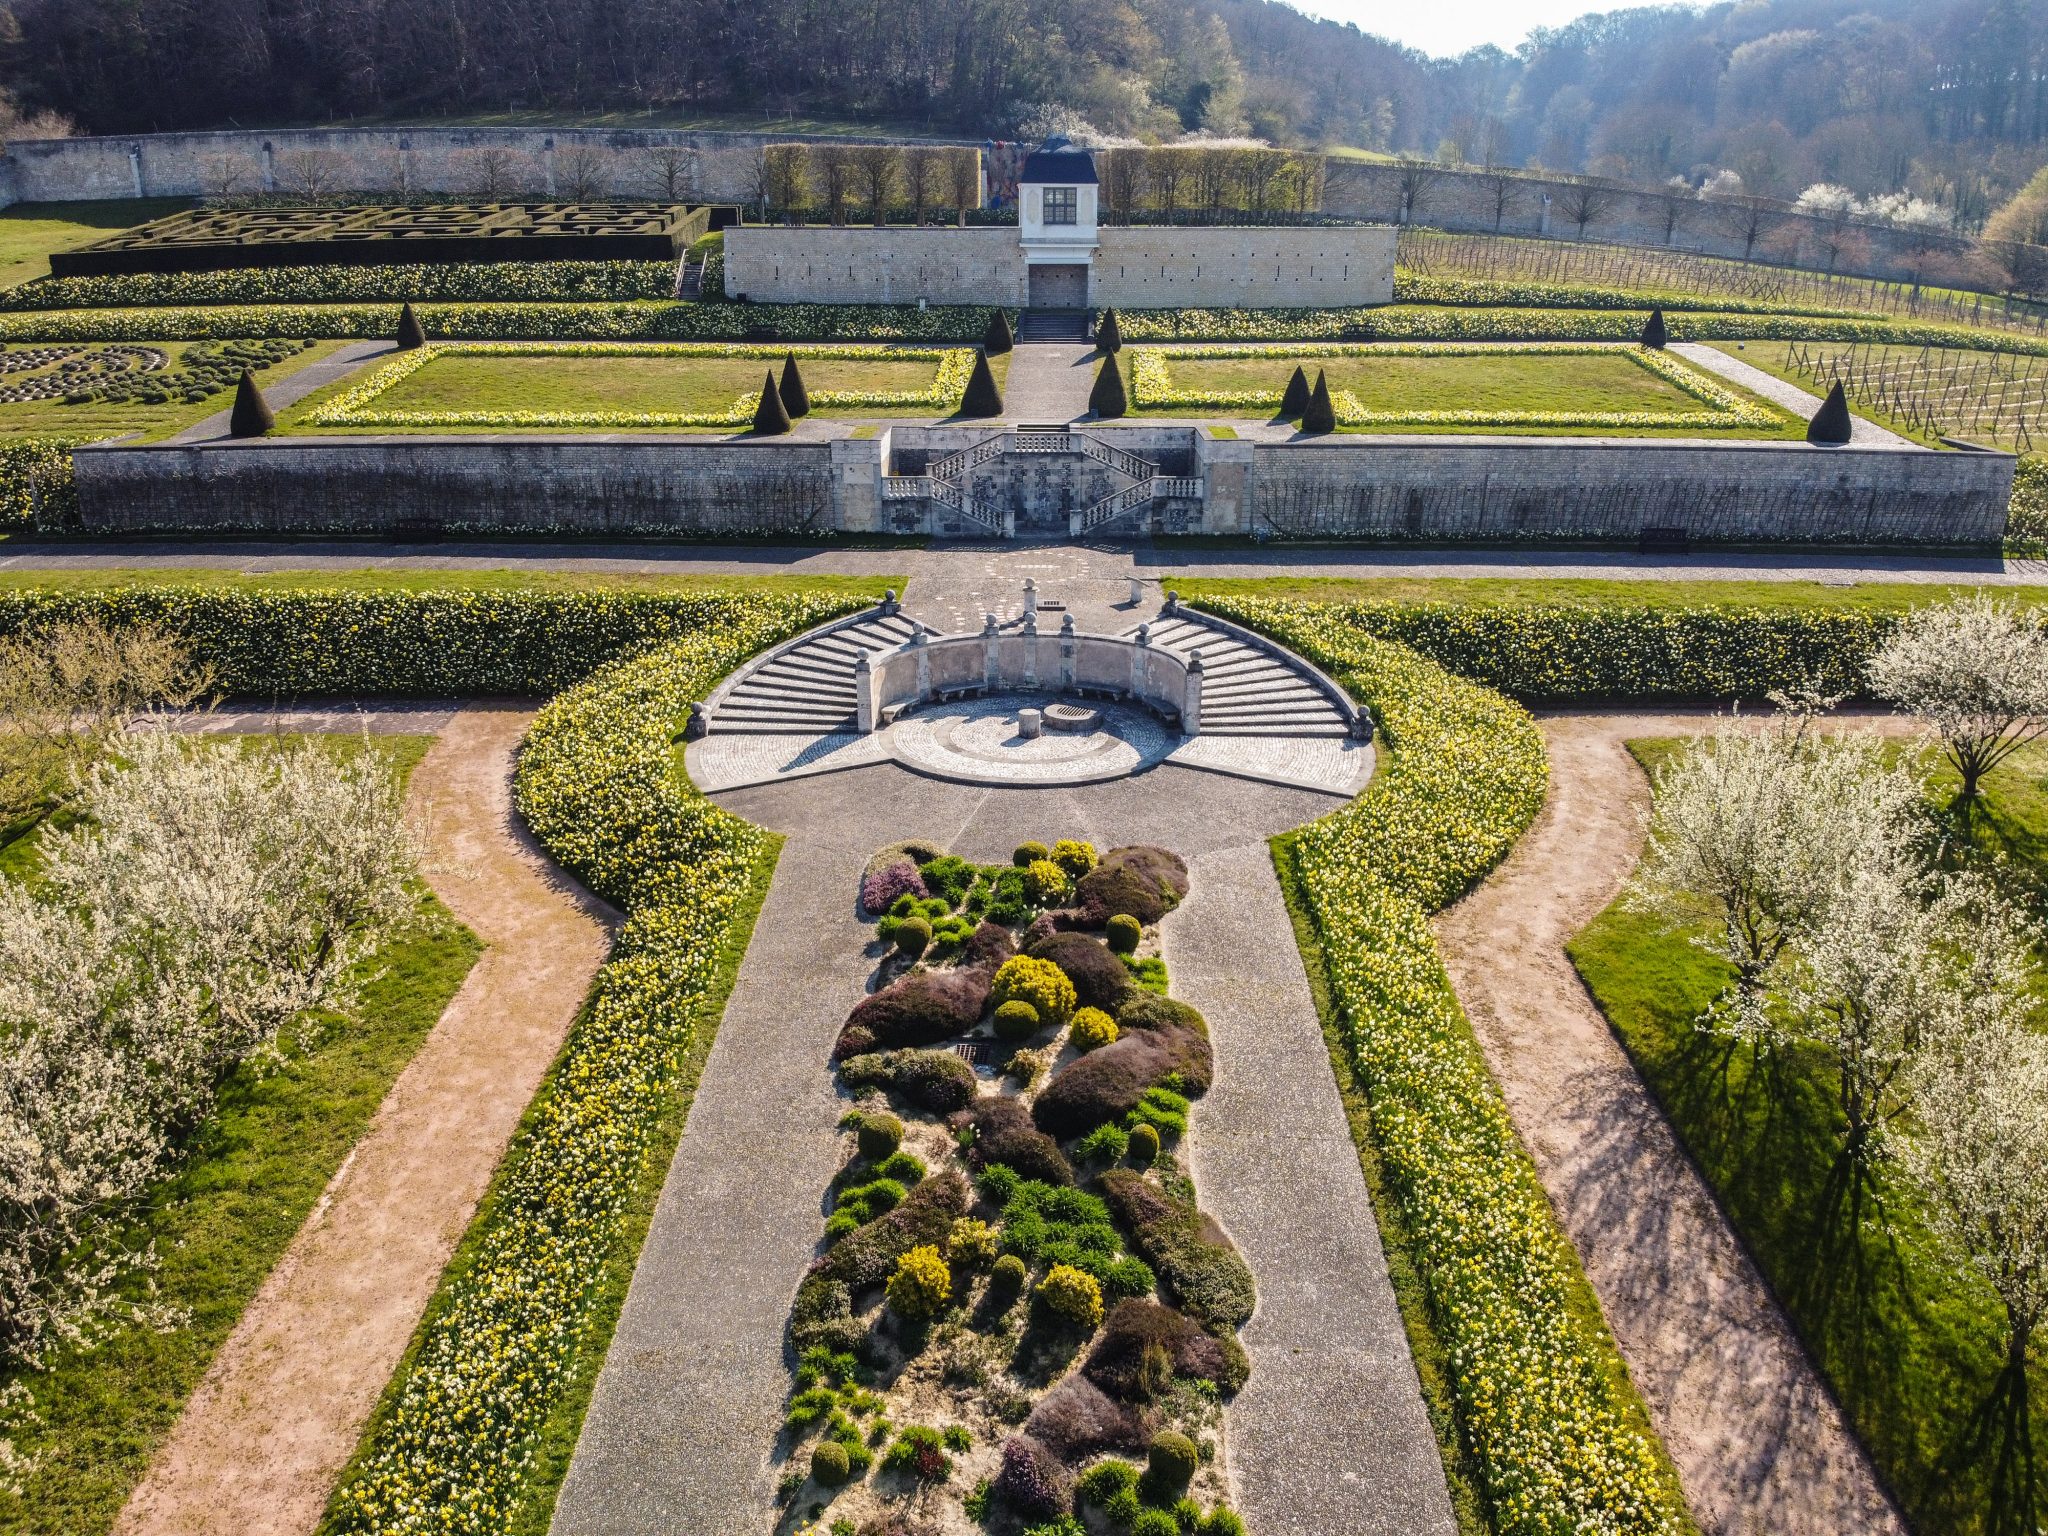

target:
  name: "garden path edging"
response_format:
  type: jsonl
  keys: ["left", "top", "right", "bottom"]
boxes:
{"left": 1430, "top": 709, "right": 1909, "bottom": 1536}
{"left": 111, "top": 703, "right": 615, "bottom": 1536}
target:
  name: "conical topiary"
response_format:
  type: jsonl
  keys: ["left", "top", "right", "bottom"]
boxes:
{"left": 779, "top": 351, "right": 811, "bottom": 417}
{"left": 984, "top": 310, "right": 1014, "bottom": 355}
{"left": 1279, "top": 364, "right": 1312, "bottom": 419}
{"left": 752, "top": 370, "right": 793, "bottom": 435}
{"left": 396, "top": 302, "right": 427, "bottom": 350}
{"left": 228, "top": 370, "right": 274, "bottom": 438}
{"left": 1096, "top": 308, "right": 1122, "bottom": 355}
{"left": 1089, "top": 354, "right": 1127, "bottom": 419}
{"left": 1300, "top": 370, "right": 1336, "bottom": 434}
{"left": 961, "top": 351, "right": 1004, "bottom": 417}
{"left": 1806, "top": 380, "right": 1853, "bottom": 445}
{"left": 1641, "top": 307, "right": 1668, "bottom": 350}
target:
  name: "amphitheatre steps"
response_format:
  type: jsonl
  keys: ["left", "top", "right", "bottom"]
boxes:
{"left": 1130, "top": 614, "right": 1354, "bottom": 738}
{"left": 707, "top": 611, "right": 919, "bottom": 734}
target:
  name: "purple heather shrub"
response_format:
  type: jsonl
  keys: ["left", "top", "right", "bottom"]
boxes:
{"left": 862, "top": 859, "right": 927, "bottom": 915}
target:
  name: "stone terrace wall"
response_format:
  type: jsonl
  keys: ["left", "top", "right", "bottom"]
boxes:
{"left": 1092, "top": 227, "right": 1393, "bottom": 308}
{"left": 72, "top": 438, "right": 846, "bottom": 535}
{"left": 0, "top": 127, "right": 971, "bottom": 208}
{"left": 724, "top": 227, "right": 1022, "bottom": 305}
{"left": 1244, "top": 438, "right": 2014, "bottom": 545}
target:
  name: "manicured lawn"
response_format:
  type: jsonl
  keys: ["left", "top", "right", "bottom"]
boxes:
{"left": 1162, "top": 575, "right": 2048, "bottom": 614}
{"left": 1567, "top": 740, "right": 2048, "bottom": 1536}
{"left": 0, "top": 570, "right": 911, "bottom": 596}
{"left": 0, "top": 734, "right": 483, "bottom": 1536}
{"left": 0, "top": 339, "right": 346, "bottom": 443}
{"left": 1169, "top": 350, "right": 1704, "bottom": 414}
{"left": 372, "top": 352, "right": 942, "bottom": 416}
{"left": 0, "top": 200, "right": 192, "bottom": 290}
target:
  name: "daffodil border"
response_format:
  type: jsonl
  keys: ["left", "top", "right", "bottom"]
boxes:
{"left": 1126, "top": 342, "right": 1783, "bottom": 429}
{"left": 1205, "top": 595, "right": 1690, "bottom": 1536}
{"left": 305, "top": 342, "right": 977, "bottom": 429}
{"left": 324, "top": 590, "right": 875, "bottom": 1536}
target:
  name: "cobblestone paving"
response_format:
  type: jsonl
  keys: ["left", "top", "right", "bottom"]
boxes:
{"left": 551, "top": 762, "right": 1448, "bottom": 1536}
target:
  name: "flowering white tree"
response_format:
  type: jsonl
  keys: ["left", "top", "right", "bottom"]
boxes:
{"left": 1627, "top": 707, "right": 1924, "bottom": 1022}
{"left": 1903, "top": 992, "right": 2048, "bottom": 1370}
{"left": 0, "top": 732, "right": 418, "bottom": 1372}
{"left": 1867, "top": 594, "right": 2048, "bottom": 799}
{"left": 1795, "top": 182, "right": 1862, "bottom": 219}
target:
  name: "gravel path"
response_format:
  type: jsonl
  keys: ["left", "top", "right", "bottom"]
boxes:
{"left": 168, "top": 341, "right": 398, "bottom": 444}
{"left": 1431, "top": 710, "right": 1908, "bottom": 1536}
{"left": 550, "top": 760, "right": 1453, "bottom": 1536}
{"left": 114, "top": 704, "right": 615, "bottom": 1536}
{"left": 999, "top": 342, "right": 1098, "bottom": 421}
{"left": 1672, "top": 343, "right": 1912, "bottom": 447}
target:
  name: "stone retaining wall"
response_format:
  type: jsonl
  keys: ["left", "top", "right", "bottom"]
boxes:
{"left": 71, "top": 428, "right": 2014, "bottom": 547}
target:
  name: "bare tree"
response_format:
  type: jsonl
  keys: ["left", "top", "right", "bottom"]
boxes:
{"left": 639, "top": 143, "right": 696, "bottom": 203}
{"left": 199, "top": 153, "right": 257, "bottom": 203}
{"left": 846, "top": 144, "right": 901, "bottom": 226}
{"left": 902, "top": 145, "right": 941, "bottom": 224}
{"left": 1394, "top": 157, "right": 1439, "bottom": 225}
{"left": 555, "top": 141, "right": 608, "bottom": 201}
{"left": 275, "top": 149, "right": 341, "bottom": 203}
{"left": 1657, "top": 192, "right": 1695, "bottom": 246}
{"left": 812, "top": 143, "right": 857, "bottom": 225}
{"left": 1554, "top": 180, "right": 1612, "bottom": 239}
{"left": 762, "top": 144, "right": 808, "bottom": 222}
{"left": 458, "top": 146, "right": 529, "bottom": 200}
{"left": 1719, "top": 195, "right": 1780, "bottom": 261}
{"left": 1481, "top": 169, "right": 1522, "bottom": 232}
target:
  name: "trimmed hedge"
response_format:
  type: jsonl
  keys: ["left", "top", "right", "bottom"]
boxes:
{"left": 1393, "top": 271, "right": 1876, "bottom": 320}
{"left": 327, "top": 588, "right": 868, "bottom": 1535}
{"left": 0, "top": 262, "right": 677, "bottom": 311}
{"left": 0, "top": 301, "right": 1002, "bottom": 345}
{"left": 1205, "top": 596, "right": 1688, "bottom": 1534}
{"left": 0, "top": 438, "right": 81, "bottom": 528}
{"left": 2011, "top": 455, "right": 2047, "bottom": 550}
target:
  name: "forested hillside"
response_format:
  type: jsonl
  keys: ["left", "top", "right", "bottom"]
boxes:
{"left": 1, "top": 0, "right": 2044, "bottom": 219}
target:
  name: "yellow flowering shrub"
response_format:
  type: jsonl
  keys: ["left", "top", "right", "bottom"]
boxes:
{"left": 990, "top": 955, "right": 1077, "bottom": 1030}
{"left": 328, "top": 589, "right": 869, "bottom": 1536}
{"left": 1204, "top": 596, "right": 1687, "bottom": 1536}
{"left": 1034, "top": 1263, "right": 1104, "bottom": 1329}
{"left": 886, "top": 1245, "right": 953, "bottom": 1321}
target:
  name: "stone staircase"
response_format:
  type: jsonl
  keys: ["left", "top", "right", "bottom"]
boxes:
{"left": 1016, "top": 308, "right": 1089, "bottom": 342}
{"left": 705, "top": 610, "right": 919, "bottom": 734}
{"left": 1130, "top": 613, "right": 1354, "bottom": 738}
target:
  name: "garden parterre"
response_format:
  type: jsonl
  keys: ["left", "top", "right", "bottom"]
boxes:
{"left": 1126, "top": 342, "right": 1783, "bottom": 430}
{"left": 304, "top": 342, "right": 975, "bottom": 430}
{"left": 0, "top": 262, "right": 678, "bottom": 311}
{"left": 326, "top": 590, "right": 872, "bottom": 1536}
{"left": 1198, "top": 595, "right": 1689, "bottom": 1536}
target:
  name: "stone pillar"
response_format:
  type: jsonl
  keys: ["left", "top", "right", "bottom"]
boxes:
{"left": 831, "top": 431, "right": 886, "bottom": 534}
{"left": 1129, "top": 576, "right": 1144, "bottom": 606}
{"left": 855, "top": 652, "right": 876, "bottom": 734}
{"left": 1182, "top": 651, "right": 1204, "bottom": 739}
{"left": 983, "top": 613, "right": 1000, "bottom": 691}
{"left": 879, "top": 587, "right": 899, "bottom": 618}
{"left": 1021, "top": 612, "right": 1038, "bottom": 688}
{"left": 1194, "top": 428, "right": 1254, "bottom": 537}
{"left": 128, "top": 144, "right": 145, "bottom": 198}
{"left": 1023, "top": 577, "right": 1037, "bottom": 618}
{"left": 912, "top": 624, "right": 931, "bottom": 702}
{"left": 1059, "top": 613, "right": 1077, "bottom": 691}
{"left": 1131, "top": 623, "right": 1150, "bottom": 699}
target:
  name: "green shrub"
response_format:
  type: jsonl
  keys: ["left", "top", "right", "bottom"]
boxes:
{"left": 0, "top": 261, "right": 677, "bottom": 311}
{"left": 1098, "top": 1169, "right": 1252, "bottom": 1333}
{"left": 995, "top": 999, "right": 1042, "bottom": 1042}
{"left": 1077, "top": 1458, "right": 1139, "bottom": 1506}
{"left": 1128, "top": 1085, "right": 1189, "bottom": 1139}
{"left": 1069, "top": 1007, "right": 1118, "bottom": 1052}
{"left": 811, "top": 1438, "right": 852, "bottom": 1485}
{"left": 886, "top": 1244, "right": 953, "bottom": 1321}
{"left": 1146, "top": 1431, "right": 1199, "bottom": 1492}
{"left": 948, "top": 1217, "right": 999, "bottom": 1267}
{"left": 919, "top": 853, "right": 977, "bottom": 906}
{"left": 1202, "top": 1508, "right": 1247, "bottom": 1536}
{"left": 833, "top": 1178, "right": 907, "bottom": 1224}
{"left": 875, "top": 1151, "right": 926, "bottom": 1184}
{"left": 1035, "top": 1264, "right": 1105, "bottom": 1330}
{"left": 1050, "top": 839, "right": 1098, "bottom": 878}
{"left": 1131, "top": 1509, "right": 1180, "bottom": 1536}
{"left": 992, "top": 956, "right": 1077, "bottom": 1030}
{"left": 1014, "top": 840, "right": 1051, "bottom": 867}
{"left": 0, "top": 438, "right": 81, "bottom": 530}
{"left": 857, "top": 1112, "right": 905, "bottom": 1160}
{"left": 2010, "top": 455, "right": 2047, "bottom": 549}
{"left": 1076, "top": 1122, "right": 1131, "bottom": 1163}
{"left": 990, "top": 1253, "right": 1028, "bottom": 1303}
{"left": 1105, "top": 914, "right": 1142, "bottom": 955}
{"left": 894, "top": 915, "right": 932, "bottom": 958}
{"left": 883, "top": 1424, "right": 955, "bottom": 1482}
{"left": 838, "top": 1049, "right": 976, "bottom": 1113}
{"left": 1128, "top": 1123, "right": 1160, "bottom": 1166}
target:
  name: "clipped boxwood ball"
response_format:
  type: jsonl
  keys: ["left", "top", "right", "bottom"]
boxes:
{"left": 895, "top": 915, "right": 932, "bottom": 958}
{"left": 994, "top": 999, "right": 1041, "bottom": 1041}
{"left": 811, "top": 1438, "right": 852, "bottom": 1485}
{"left": 990, "top": 1252, "right": 1028, "bottom": 1301}
{"left": 857, "top": 1111, "right": 905, "bottom": 1160}
{"left": 1069, "top": 1006, "right": 1118, "bottom": 1052}
{"left": 1129, "top": 1123, "right": 1160, "bottom": 1165}
{"left": 1148, "top": 1430, "right": 1200, "bottom": 1490}
{"left": 1105, "top": 913, "right": 1142, "bottom": 954}
{"left": 1013, "top": 840, "right": 1050, "bottom": 868}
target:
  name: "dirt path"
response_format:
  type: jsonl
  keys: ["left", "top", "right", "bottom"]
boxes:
{"left": 1432, "top": 711, "right": 1907, "bottom": 1536}
{"left": 113, "top": 703, "right": 615, "bottom": 1536}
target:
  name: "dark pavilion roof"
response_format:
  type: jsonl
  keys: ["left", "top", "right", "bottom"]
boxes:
{"left": 1019, "top": 136, "right": 1098, "bottom": 185}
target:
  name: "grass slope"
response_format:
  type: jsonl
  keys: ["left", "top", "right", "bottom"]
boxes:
{"left": 0, "top": 201, "right": 192, "bottom": 291}
{"left": 1567, "top": 740, "right": 2048, "bottom": 1536}
{"left": 1163, "top": 576, "right": 2048, "bottom": 614}
{"left": 0, "top": 734, "right": 483, "bottom": 1536}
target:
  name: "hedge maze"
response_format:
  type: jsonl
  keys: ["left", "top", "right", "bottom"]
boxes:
{"left": 52, "top": 203, "right": 724, "bottom": 277}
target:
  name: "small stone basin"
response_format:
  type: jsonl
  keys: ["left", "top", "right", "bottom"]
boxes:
{"left": 1042, "top": 702, "right": 1102, "bottom": 733}
{"left": 1017, "top": 708, "right": 1042, "bottom": 739}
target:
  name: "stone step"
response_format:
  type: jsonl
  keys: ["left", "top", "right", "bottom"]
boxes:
{"left": 1203, "top": 682, "right": 1326, "bottom": 707}
{"left": 757, "top": 658, "right": 856, "bottom": 690}
{"left": 1201, "top": 723, "right": 1352, "bottom": 739}
{"left": 714, "top": 718, "right": 859, "bottom": 735}
{"left": 731, "top": 681, "right": 856, "bottom": 708}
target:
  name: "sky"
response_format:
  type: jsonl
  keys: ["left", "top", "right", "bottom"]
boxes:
{"left": 1289, "top": 0, "right": 1616, "bottom": 58}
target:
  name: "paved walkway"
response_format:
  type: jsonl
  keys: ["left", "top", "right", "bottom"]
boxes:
{"left": 1431, "top": 710, "right": 1908, "bottom": 1536}
{"left": 114, "top": 705, "right": 615, "bottom": 1536}
{"left": 3, "top": 540, "right": 2036, "bottom": 586}
{"left": 1673, "top": 343, "right": 1911, "bottom": 447}
{"left": 1000, "top": 342, "right": 1098, "bottom": 422}
{"left": 169, "top": 341, "right": 399, "bottom": 444}
{"left": 550, "top": 760, "right": 1451, "bottom": 1536}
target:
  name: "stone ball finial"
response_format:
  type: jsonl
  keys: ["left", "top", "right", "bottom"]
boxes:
{"left": 1163, "top": 590, "right": 1181, "bottom": 614}
{"left": 1135, "top": 623, "right": 1150, "bottom": 645}
{"left": 983, "top": 612, "right": 999, "bottom": 635}
{"left": 1060, "top": 612, "right": 1076, "bottom": 634}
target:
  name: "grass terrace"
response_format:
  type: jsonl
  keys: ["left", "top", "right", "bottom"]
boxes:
{"left": 283, "top": 342, "right": 1003, "bottom": 432}
{"left": 0, "top": 338, "right": 342, "bottom": 442}
{"left": 1126, "top": 342, "right": 1800, "bottom": 437}
{"left": 0, "top": 200, "right": 193, "bottom": 291}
